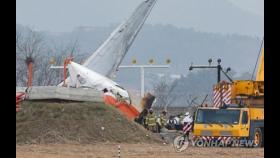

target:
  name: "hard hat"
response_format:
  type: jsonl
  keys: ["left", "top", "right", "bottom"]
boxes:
{"left": 185, "top": 112, "right": 190, "bottom": 116}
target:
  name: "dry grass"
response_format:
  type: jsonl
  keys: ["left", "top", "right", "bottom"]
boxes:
{"left": 16, "top": 101, "right": 161, "bottom": 144}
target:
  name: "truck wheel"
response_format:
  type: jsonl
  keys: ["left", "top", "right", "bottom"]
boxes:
{"left": 173, "top": 135, "right": 189, "bottom": 152}
{"left": 253, "top": 128, "right": 263, "bottom": 147}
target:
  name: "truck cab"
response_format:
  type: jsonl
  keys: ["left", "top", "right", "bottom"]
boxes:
{"left": 193, "top": 105, "right": 264, "bottom": 147}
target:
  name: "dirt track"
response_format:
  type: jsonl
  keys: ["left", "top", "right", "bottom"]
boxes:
{"left": 16, "top": 143, "right": 264, "bottom": 158}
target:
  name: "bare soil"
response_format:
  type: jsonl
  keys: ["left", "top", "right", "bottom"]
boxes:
{"left": 16, "top": 143, "right": 264, "bottom": 158}
{"left": 16, "top": 101, "right": 264, "bottom": 158}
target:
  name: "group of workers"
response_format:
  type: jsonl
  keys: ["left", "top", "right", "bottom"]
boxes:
{"left": 144, "top": 109, "right": 168, "bottom": 132}
{"left": 144, "top": 108, "right": 194, "bottom": 134}
{"left": 169, "top": 112, "right": 194, "bottom": 130}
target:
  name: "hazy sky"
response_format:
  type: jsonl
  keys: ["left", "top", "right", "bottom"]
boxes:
{"left": 16, "top": 0, "right": 263, "bottom": 36}
{"left": 228, "top": 0, "right": 263, "bottom": 16}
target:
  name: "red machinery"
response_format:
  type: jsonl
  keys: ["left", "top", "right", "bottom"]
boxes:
{"left": 16, "top": 92, "right": 26, "bottom": 113}
{"left": 16, "top": 57, "right": 33, "bottom": 113}
{"left": 103, "top": 94, "right": 139, "bottom": 120}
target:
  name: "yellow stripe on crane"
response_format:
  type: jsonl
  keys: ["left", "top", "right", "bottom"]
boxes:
{"left": 256, "top": 48, "right": 264, "bottom": 81}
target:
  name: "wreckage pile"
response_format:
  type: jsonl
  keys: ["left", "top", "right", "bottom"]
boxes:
{"left": 16, "top": 101, "right": 161, "bottom": 144}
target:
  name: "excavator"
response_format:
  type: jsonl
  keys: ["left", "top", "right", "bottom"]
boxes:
{"left": 192, "top": 47, "right": 264, "bottom": 147}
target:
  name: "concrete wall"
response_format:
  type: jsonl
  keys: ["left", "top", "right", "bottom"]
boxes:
{"left": 16, "top": 86, "right": 103, "bottom": 102}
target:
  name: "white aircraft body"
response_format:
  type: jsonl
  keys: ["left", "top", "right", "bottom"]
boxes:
{"left": 68, "top": 61, "right": 131, "bottom": 103}
{"left": 60, "top": 0, "right": 157, "bottom": 106}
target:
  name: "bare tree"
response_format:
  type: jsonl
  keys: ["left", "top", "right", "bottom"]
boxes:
{"left": 16, "top": 26, "right": 45, "bottom": 86}
{"left": 152, "top": 77, "right": 178, "bottom": 109}
{"left": 44, "top": 40, "right": 84, "bottom": 86}
{"left": 185, "top": 95, "right": 198, "bottom": 106}
{"left": 16, "top": 26, "right": 84, "bottom": 86}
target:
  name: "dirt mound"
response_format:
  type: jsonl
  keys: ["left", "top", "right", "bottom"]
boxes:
{"left": 16, "top": 101, "right": 162, "bottom": 144}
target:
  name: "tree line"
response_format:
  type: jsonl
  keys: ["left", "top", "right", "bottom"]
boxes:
{"left": 16, "top": 25, "right": 88, "bottom": 87}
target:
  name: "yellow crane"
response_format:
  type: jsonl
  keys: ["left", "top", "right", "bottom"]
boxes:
{"left": 192, "top": 47, "right": 264, "bottom": 147}
{"left": 256, "top": 48, "right": 264, "bottom": 81}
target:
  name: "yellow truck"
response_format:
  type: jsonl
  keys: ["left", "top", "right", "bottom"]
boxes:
{"left": 193, "top": 105, "right": 264, "bottom": 147}
{"left": 193, "top": 48, "right": 264, "bottom": 147}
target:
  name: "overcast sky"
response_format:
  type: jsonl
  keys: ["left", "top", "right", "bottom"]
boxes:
{"left": 228, "top": 0, "right": 263, "bottom": 16}
{"left": 16, "top": 0, "right": 263, "bottom": 36}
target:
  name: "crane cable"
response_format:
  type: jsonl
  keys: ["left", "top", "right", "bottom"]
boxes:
{"left": 250, "top": 37, "right": 264, "bottom": 80}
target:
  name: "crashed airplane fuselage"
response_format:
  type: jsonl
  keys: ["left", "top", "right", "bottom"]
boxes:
{"left": 62, "top": 0, "right": 157, "bottom": 105}
{"left": 68, "top": 61, "right": 131, "bottom": 104}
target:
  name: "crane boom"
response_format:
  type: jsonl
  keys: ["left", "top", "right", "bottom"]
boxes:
{"left": 256, "top": 48, "right": 264, "bottom": 81}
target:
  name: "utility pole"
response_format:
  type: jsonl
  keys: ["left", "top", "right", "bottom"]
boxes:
{"left": 188, "top": 58, "right": 232, "bottom": 83}
{"left": 188, "top": 58, "right": 233, "bottom": 107}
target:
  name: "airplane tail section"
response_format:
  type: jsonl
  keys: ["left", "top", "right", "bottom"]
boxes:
{"left": 83, "top": 0, "right": 157, "bottom": 78}
{"left": 57, "top": 0, "right": 157, "bottom": 120}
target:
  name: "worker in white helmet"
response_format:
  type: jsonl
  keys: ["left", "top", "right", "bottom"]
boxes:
{"left": 181, "top": 112, "right": 193, "bottom": 139}
{"left": 182, "top": 112, "right": 193, "bottom": 124}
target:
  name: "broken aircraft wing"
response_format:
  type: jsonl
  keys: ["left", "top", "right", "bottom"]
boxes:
{"left": 82, "top": 0, "right": 157, "bottom": 78}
